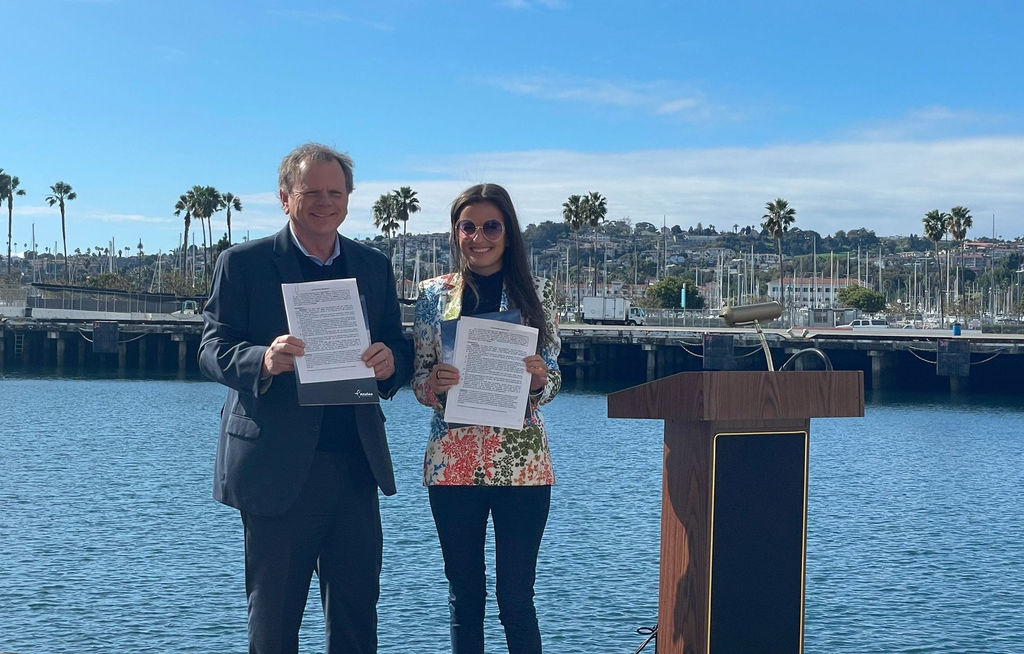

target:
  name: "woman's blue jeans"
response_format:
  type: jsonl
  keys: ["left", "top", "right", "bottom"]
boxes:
{"left": 428, "top": 485, "right": 551, "bottom": 654}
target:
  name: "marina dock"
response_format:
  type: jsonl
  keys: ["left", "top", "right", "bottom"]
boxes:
{"left": 0, "top": 309, "right": 204, "bottom": 377}
{"left": 557, "top": 324, "right": 1024, "bottom": 392}
{"left": 3, "top": 309, "right": 1023, "bottom": 393}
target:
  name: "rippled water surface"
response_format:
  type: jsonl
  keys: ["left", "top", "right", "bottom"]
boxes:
{"left": 1, "top": 377, "right": 1022, "bottom": 653}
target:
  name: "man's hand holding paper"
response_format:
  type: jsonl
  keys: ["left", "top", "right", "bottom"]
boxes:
{"left": 280, "top": 277, "right": 384, "bottom": 405}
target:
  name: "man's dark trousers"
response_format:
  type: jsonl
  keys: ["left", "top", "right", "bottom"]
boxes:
{"left": 242, "top": 450, "right": 381, "bottom": 654}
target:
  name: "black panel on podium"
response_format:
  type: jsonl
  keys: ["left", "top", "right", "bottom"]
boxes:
{"left": 709, "top": 431, "right": 807, "bottom": 652}
{"left": 607, "top": 371, "right": 864, "bottom": 654}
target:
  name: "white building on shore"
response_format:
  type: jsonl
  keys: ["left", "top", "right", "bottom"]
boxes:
{"left": 767, "top": 276, "right": 854, "bottom": 307}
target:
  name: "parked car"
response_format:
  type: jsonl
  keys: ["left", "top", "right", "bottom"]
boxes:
{"left": 844, "top": 318, "right": 889, "bottom": 329}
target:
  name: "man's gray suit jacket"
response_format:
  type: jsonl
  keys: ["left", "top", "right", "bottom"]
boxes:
{"left": 198, "top": 225, "right": 412, "bottom": 516}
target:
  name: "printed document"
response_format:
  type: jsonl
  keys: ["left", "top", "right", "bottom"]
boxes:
{"left": 444, "top": 315, "right": 538, "bottom": 430}
{"left": 281, "top": 278, "right": 379, "bottom": 405}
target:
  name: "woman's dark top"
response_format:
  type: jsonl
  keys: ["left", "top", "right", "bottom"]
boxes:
{"left": 462, "top": 269, "right": 505, "bottom": 316}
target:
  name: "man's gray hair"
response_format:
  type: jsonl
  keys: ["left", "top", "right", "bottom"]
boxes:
{"left": 278, "top": 143, "right": 355, "bottom": 194}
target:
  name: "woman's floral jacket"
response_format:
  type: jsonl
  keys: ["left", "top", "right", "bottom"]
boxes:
{"left": 412, "top": 273, "right": 561, "bottom": 486}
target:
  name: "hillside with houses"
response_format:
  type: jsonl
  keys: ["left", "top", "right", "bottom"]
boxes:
{"left": 3, "top": 217, "right": 1023, "bottom": 329}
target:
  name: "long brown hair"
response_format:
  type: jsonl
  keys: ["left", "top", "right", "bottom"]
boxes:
{"left": 449, "top": 183, "right": 552, "bottom": 346}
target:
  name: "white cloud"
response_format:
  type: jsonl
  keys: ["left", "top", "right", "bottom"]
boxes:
{"left": 13, "top": 205, "right": 170, "bottom": 225}
{"left": 655, "top": 97, "right": 700, "bottom": 115}
{"left": 25, "top": 135, "right": 1023, "bottom": 252}
{"left": 848, "top": 105, "right": 1011, "bottom": 141}
{"left": 488, "top": 75, "right": 726, "bottom": 122}
{"left": 9, "top": 205, "right": 56, "bottom": 217}
{"left": 85, "top": 211, "right": 174, "bottom": 225}
{"left": 337, "top": 136, "right": 1024, "bottom": 240}
{"left": 240, "top": 191, "right": 281, "bottom": 207}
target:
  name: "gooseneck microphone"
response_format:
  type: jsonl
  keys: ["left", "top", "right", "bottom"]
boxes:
{"left": 718, "top": 301, "right": 783, "bottom": 371}
{"left": 719, "top": 301, "right": 783, "bottom": 327}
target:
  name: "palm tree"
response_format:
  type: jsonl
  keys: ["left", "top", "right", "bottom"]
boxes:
{"left": 393, "top": 186, "right": 420, "bottom": 299}
{"left": 372, "top": 193, "right": 401, "bottom": 273}
{"left": 923, "top": 209, "right": 950, "bottom": 325}
{"left": 197, "top": 186, "right": 222, "bottom": 272}
{"left": 174, "top": 193, "right": 193, "bottom": 277}
{"left": 562, "top": 194, "right": 586, "bottom": 310}
{"left": 761, "top": 198, "right": 796, "bottom": 302}
{"left": 1, "top": 171, "right": 27, "bottom": 276}
{"left": 176, "top": 185, "right": 222, "bottom": 285}
{"left": 581, "top": 191, "right": 608, "bottom": 295}
{"left": 45, "top": 181, "right": 77, "bottom": 284}
{"left": 220, "top": 192, "right": 243, "bottom": 245}
{"left": 948, "top": 205, "right": 973, "bottom": 320}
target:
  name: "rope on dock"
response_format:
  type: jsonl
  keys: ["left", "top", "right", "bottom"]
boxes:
{"left": 970, "top": 350, "right": 1006, "bottom": 366}
{"left": 76, "top": 328, "right": 148, "bottom": 345}
{"left": 674, "top": 340, "right": 704, "bottom": 358}
{"left": 674, "top": 338, "right": 768, "bottom": 361}
{"left": 904, "top": 343, "right": 1006, "bottom": 367}
{"left": 632, "top": 624, "right": 657, "bottom": 653}
{"left": 907, "top": 349, "right": 937, "bottom": 364}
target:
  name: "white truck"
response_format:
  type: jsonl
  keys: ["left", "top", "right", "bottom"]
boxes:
{"left": 581, "top": 297, "right": 647, "bottom": 325}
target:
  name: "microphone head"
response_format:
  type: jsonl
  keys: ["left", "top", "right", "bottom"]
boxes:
{"left": 719, "top": 301, "right": 783, "bottom": 326}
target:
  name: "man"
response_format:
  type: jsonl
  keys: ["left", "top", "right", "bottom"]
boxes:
{"left": 199, "top": 143, "right": 412, "bottom": 653}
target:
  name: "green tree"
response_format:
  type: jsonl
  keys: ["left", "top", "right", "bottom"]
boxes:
{"left": 948, "top": 205, "right": 973, "bottom": 318}
{"left": 1, "top": 171, "right": 27, "bottom": 275}
{"left": 372, "top": 192, "right": 401, "bottom": 278}
{"left": 393, "top": 186, "right": 420, "bottom": 299}
{"left": 84, "top": 271, "right": 132, "bottom": 291}
{"left": 761, "top": 198, "right": 796, "bottom": 301}
{"left": 580, "top": 191, "right": 607, "bottom": 296}
{"left": 837, "top": 284, "right": 886, "bottom": 313}
{"left": 219, "top": 192, "right": 243, "bottom": 245}
{"left": 214, "top": 233, "right": 231, "bottom": 257}
{"left": 521, "top": 220, "right": 570, "bottom": 250}
{"left": 157, "top": 270, "right": 203, "bottom": 297}
{"left": 194, "top": 185, "right": 222, "bottom": 276}
{"left": 922, "top": 209, "right": 949, "bottom": 325}
{"left": 562, "top": 194, "right": 586, "bottom": 310}
{"left": 173, "top": 192, "right": 193, "bottom": 277}
{"left": 45, "top": 181, "right": 77, "bottom": 283}
{"left": 176, "top": 185, "right": 222, "bottom": 286}
{"left": 646, "top": 274, "right": 704, "bottom": 309}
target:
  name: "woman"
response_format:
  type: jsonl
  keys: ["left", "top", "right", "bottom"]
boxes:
{"left": 412, "top": 183, "right": 561, "bottom": 654}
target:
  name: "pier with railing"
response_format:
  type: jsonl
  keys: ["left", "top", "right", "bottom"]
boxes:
{"left": 4, "top": 307, "right": 1023, "bottom": 394}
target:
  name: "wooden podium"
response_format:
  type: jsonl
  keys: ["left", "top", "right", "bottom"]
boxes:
{"left": 607, "top": 371, "right": 864, "bottom": 654}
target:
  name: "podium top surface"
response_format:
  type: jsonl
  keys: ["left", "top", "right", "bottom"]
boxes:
{"left": 607, "top": 370, "right": 864, "bottom": 421}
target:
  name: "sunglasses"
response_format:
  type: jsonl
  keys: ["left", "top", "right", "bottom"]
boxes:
{"left": 456, "top": 219, "right": 505, "bottom": 241}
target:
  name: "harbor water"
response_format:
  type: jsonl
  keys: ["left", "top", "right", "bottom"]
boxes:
{"left": 1, "top": 375, "right": 1022, "bottom": 653}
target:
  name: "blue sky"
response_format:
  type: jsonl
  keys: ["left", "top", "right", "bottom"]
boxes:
{"left": 3, "top": 0, "right": 1023, "bottom": 256}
